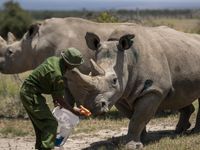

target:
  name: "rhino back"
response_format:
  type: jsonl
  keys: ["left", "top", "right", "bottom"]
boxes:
{"left": 35, "top": 17, "right": 132, "bottom": 73}
{"left": 127, "top": 26, "right": 200, "bottom": 110}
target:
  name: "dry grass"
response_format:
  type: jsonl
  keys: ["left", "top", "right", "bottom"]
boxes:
{"left": 75, "top": 107, "right": 129, "bottom": 134}
{"left": 0, "top": 107, "right": 200, "bottom": 149}
{"left": 143, "top": 18, "right": 200, "bottom": 33}
{"left": 0, "top": 119, "right": 33, "bottom": 137}
{"left": 144, "top": 134, "right": 200, "bottom": 150}
{"left": 0, "top": 99, "right": 199, "bottom": 150}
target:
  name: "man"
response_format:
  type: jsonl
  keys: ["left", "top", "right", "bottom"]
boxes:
{"left": 20, "top": 47, "right": 84, "bottom": 150}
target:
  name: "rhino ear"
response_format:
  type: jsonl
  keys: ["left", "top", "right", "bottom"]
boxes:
{"left": 85, "top": 32, "right": 100, "bottom": 51}
{"left": 7, "top": 32, "right": 16, "bottom": 44}
{"left": 27, "top": 23, "right": 41, "bottom": 38}
{"left": 118, "top": 34, "right": 135, "bottom": 50}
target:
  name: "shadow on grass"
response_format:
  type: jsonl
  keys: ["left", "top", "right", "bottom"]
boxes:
{"left": 82, "top": 140, "right": 119, "bottom": 150}
{"left": 93, "top": 110, "right": 126, "bottom": 120}
{"left": 90, "top": 109, "right": 178, "bottom": 121}
{"left": 82, "top": 129, "right": 195, "bottom": 150}
{"left": 155, "top": 110, "right": 178, "bottom": 118}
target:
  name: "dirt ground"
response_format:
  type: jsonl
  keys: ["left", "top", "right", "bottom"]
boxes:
{"left": 0, "top": 122, "right": 176, "bottom": 150}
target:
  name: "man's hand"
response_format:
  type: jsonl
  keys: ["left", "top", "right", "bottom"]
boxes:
{"left": 73, "top": 106, "right": 91, "bottom": 117}
{"left": 79, "top": 105, "right": 92, "bottom": 116}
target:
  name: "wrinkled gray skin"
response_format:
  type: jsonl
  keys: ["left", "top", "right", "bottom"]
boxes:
{"left": 66, "top": 26, "right": 200, "bottom": 149}
{"left": 0, "top": 17, "right": 137, "bottom": 74}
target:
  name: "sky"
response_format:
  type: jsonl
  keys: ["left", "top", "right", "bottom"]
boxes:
{"left": 0, "top": 0, "right": 200, "bottom": 10}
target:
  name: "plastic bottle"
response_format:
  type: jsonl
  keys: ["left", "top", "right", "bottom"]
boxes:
{"left": 52, "top": 106, "right": 80, "bottom": 147}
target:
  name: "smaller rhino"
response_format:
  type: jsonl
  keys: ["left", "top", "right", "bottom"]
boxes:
{"left": 66, "top": 26, "right": 200, "bottom": 149}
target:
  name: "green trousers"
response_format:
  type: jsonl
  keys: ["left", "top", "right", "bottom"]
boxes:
{"left": 20, "top": 83, "right": 58, "bottom": 150}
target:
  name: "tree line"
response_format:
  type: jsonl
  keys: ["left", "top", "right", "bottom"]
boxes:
{"left": 0, "top": 1, "right": 200, "bottom": 39}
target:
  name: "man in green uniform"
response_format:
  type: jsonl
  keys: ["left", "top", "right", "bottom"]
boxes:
{"left": 20, "top": 47, "right": 84, "bottom": 150}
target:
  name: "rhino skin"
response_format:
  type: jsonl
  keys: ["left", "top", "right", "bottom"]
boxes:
{"left": 65, "top": 26, "right": 200, "bottom": 149}
{"left": 0, "top": 17, "right": 138, "bottom": 74}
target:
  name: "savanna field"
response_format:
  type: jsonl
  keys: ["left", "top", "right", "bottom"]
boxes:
{"left": 0, "top": 3, "right": 200, "bottom": 149}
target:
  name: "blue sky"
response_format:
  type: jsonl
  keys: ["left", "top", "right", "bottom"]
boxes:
{"left": 0, "top": 0, "right": 200, "bottom": 10}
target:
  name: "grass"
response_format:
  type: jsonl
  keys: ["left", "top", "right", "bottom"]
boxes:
{"left": 74, "top": 107, "right": 129, "bottom": 134}
{"left": 0, "top": 71, "right": 55, "bottom": 118}
{"left": 144, "top": 134, "right": 200, "bottom": 150}
{"left": 0, "top": 107, "right": 199, "bottom": 149}
{"left": 0, "top": 73, "right": 26, "bottom": 118}
{"left": 142, "top": 18, "right": 200, "bottom": 33}
{"left": 0, "top": 119, "right": 33, "bottom": 137}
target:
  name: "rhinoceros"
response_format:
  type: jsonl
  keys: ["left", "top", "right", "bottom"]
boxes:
{"left": 0, "top": 17, "right": 138, "bottom": 74}
{"left": 65, "top": 26, "right": 200, "bottom": 149}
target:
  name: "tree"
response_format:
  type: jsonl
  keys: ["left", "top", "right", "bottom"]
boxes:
{"left": 0, "top": 1, "right": 32, "bottom": 39}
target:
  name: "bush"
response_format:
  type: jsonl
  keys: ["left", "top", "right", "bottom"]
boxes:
{"left": 96, "top": 12, "right": 118, "bottom": 23}
{"left": 0, "top": 1, "right": 32, "bottom": 39}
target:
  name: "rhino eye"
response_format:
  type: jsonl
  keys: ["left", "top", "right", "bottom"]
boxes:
{"left": 7, "top": 48, "right": 14, "bottom": 56}
{"left": 112, "top": 78, "right": 118, "bottom": 86}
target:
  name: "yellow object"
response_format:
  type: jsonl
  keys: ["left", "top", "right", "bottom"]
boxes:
{"left": 79, "top": 105, "right": 91, "bottom": 116}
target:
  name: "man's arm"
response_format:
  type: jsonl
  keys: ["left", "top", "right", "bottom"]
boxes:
{"left": 52, "top": 90, "right": 81, "bottom": 116}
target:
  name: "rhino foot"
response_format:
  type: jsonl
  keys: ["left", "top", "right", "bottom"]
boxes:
{"left": 175, "top": 122, "right": 191, "bottom": 134}
{"left": 116, "top": 135, "right": 143, "bottom": 149}
{"left": 124, "top": 141, "right": 143, "bottom": 150}
{"left": 175, "top": 105, "right": 195, "bottom": 134}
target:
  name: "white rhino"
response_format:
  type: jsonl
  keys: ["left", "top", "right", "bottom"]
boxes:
{"left": 65, "top": 26, "right": 200, "bottom": 149}
{"left": 0, "top": 17, "right": 137, "bottom": 74}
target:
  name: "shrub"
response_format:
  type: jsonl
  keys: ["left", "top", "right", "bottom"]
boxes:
{"left": 96, "top": 12, "right": 118, "bottom": 23}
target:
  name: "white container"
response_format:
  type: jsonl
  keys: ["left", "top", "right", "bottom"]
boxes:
{"left": 52, "top": 106, "right": 80, "bottom": 147}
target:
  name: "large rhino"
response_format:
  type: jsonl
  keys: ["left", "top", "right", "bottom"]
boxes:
{"left": 0, "top": 17, "right": 137, "bottom": 74}
{"left": 66, "top": 26, "right": 200, "bottom": 149}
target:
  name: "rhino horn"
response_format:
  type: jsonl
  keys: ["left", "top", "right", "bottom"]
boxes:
{"left": 0, "top": 36, "right": 6, "bottom": 48}
{"left": 7, "top": 32, "right": 16, "bottom": 44}
{"left": 90, "top": 59, "right": 105, "bottom": 76}
{"left": 66, "top": 68, "right": 97, "bottom": 87}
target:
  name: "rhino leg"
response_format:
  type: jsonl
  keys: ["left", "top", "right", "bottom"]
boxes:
{"left": 175, "top": 104, "right": 195, "bottom": 134}
{"left": 121, "top": 92, "right": 162, "bottom": 149}
{"left": 115, "top": 99, "right": 148, "bottom": 140}
{"left": 115, "top": 99, "right": 133, "bottom": 119}
{"left": 191, "top": 99, "right": 200, "bottom": 133}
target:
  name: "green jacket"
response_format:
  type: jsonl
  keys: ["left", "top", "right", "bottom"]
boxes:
{"left": 24, "top": 56, "right": 66, "bottom": 97}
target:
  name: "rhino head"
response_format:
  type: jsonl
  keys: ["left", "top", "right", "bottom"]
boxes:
{"left": 0, "top": 32, "right": 17, "bottom": 67}
{"left": 0, "top": 23, "right": 54, "bottom": 74}
{"left": 66, "top": 31, "right": 136, "bottom": 115}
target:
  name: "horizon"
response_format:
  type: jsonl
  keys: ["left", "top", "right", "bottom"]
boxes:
{"left": 0, "top": 0, "right": 200, "bottom": 11}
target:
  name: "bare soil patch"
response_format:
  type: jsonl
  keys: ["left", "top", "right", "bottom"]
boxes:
{"left": 0, "top": 121, "right": 177, "bottom": 150}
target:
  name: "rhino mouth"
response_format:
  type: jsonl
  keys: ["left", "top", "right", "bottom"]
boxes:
{"left": 91, "top": 107, "right": 109, "bottom": 116}
{"left": 90, "top": 98, "right": 109, "bottom": 115}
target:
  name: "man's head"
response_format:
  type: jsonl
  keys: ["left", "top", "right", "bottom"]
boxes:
{"left": 61, "top": 47, "right": 84, "bottom": 69}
